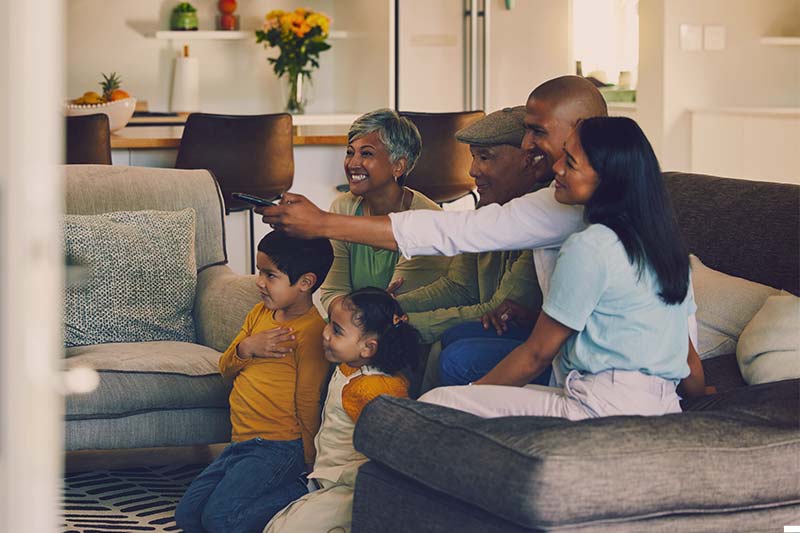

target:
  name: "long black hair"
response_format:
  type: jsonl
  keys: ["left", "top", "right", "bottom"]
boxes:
{"left": 578, "top": 116, "right": 689, "bottom": 304}
{"left": 344, "top": 287, "right": 421, "bottom": 376}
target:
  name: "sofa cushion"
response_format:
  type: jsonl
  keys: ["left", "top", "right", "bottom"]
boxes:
{"left": 64, "top": 209, "right": 197, "bottom": 347}
{"left": 736, "top": 294, "right": 800, "bottom": 385}
{"left": 65, "top": 342, "right": 230, "bottom": 419}
{"left": 65, "top": 340, "right": 221, "bottom": 376}
{"left": 66, "top": 408, "right": 231, "bottom": 450}
{"left": 354, "top": 387, "right": 800, "bottom": 529}
{"left": 354, "top": 461, "right": 800, "bottom": 533}
{"left": 691, "top": 254, "right": 779, "bottom": 359}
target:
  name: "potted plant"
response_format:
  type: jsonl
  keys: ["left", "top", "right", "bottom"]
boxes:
{"left": 170, "top": 2, "right": 199, "bottom": 31}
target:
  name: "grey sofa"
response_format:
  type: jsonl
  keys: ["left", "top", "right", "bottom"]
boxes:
{"left": 64, "top": 165, "right": 259, "bottom": 450}
{"left": 351, "top": 172, "right": 800, "bottom": 532}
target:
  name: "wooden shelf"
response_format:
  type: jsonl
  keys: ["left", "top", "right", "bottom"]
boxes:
{"left": 760, "top": 36, "right": 800, "bottom": 46}
{"left": 154, "top": 30, "right": 348, "bottom": 40}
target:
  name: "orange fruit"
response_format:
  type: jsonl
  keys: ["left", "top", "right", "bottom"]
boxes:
{"left": 110, "top": 89, "right": 130, "bottom": 101}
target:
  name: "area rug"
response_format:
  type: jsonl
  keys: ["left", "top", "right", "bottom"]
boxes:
{"left": 62, "top": 463, "right": 205, "bottom": 532}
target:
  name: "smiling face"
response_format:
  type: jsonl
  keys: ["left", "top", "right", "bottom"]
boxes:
{"left": 521, "top": 97, "right": 576, "bottom": 181}
{"left": 469, "top": 144, "right": 546, "bottom": 207}
{"left": 255, "top": 251, "right": 304, "bottom": 311}
{"left": 551, "top": 129, "right": 600, "bottom": 205}
{"left": 321, "top": 297, "right": 377, "bottom": 367}
{"left": 344, "top": 131, "right": 405, "bottom": 197}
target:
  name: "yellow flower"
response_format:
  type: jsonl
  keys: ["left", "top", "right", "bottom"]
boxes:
{"left": 306, "top": 12, "right": 330, "bottom": 35}
{"left": 287, "top": 12, "right": 311, "bottom": 38}
{"left": 280, "top": 13, "right": 294, "bottom": 34}
{"left": 294, "top": 7, "right": 308, "bottom": 17}
{"left": 265, "top": 9, "right": 285, "bottom": 21}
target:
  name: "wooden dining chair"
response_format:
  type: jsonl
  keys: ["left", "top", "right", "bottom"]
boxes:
{"left": 399, "top": 110, "right": 485, "bottom": 205}
{"left": 65, "top": 114, "right": 112, "bottom": 165}
{"left": 175, "top": 112, "right": 294, "bottom": 273}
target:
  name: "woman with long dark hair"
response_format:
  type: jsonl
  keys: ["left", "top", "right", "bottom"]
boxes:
{"left": 419, "top": 117, "right": 705, "bottom": 419}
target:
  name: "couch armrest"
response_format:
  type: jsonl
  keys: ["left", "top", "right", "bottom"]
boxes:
{"left": 354, "top": 392, "right": 800, "bottom": 529}
{"left": 194, "top": 264, "right": 261, "bottom": 352}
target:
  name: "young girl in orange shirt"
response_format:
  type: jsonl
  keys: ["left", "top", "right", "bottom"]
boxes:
{"left": 265, "top": 287, "right": 421, "bottom": 533}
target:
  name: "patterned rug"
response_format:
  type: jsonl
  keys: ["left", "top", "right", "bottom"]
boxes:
{"left": 62, "top": 463, "right": 206, "bottom": 533}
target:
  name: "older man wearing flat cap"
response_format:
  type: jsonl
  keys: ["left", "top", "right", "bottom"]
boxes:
{"left": 393, "top": 106, "right": 552, "bottom": 392}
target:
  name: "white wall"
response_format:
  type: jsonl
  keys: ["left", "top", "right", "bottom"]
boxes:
{"left": 66, "top": 0, "right": 390, "bottom": 114}
{"left": 487, "top": 0, "right": 572, "bottom": 110}
{"left": 638, "top": 0, "right": 800, "bottom": 171}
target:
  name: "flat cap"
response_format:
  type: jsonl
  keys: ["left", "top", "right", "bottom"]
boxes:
{"left": 455, "top": 106, "right": 526, "bottom": 147}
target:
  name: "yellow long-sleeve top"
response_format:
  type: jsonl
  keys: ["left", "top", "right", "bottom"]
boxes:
{"left": 219, "top": 303, "right": 330, "bottom": 465}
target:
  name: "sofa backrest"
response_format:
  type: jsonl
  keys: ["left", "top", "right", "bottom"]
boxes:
{"left": 64, "top": 165, "right": 227, "bottom": 270}
{"left": 664, "top": 172, "right": 799, "bottom": 295}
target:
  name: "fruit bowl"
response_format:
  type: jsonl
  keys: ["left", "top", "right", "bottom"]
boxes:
{"left": 64, "top": 97, "right": 137, "bottom": 132}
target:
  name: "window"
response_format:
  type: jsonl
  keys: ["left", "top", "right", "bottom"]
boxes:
{"left": 572, "top": 0, "right": 639, "bottom": 88}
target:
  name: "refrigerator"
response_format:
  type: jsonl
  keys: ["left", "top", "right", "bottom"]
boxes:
{"left": 395, "top": 0, "right": 489, "bottom": 112}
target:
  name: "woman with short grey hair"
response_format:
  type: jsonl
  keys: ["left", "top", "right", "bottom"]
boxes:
{"left": 320, "top": 108, "right": 449, "bottom": 311}
{"left": 346, "top": 108, "right": 422, "bottom": 184}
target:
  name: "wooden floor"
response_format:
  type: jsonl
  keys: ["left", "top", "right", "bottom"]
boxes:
{"left": 65, "top": 443, "right": 226, "bottom": 473}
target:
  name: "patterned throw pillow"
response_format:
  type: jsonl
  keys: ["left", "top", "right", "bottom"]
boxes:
{"left": 64, "top": 209, "right": 197, "bottom": 347}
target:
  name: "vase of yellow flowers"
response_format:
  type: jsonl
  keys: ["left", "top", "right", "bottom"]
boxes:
{"left": 255, "top": 8, "right": 331, "bottom": 114}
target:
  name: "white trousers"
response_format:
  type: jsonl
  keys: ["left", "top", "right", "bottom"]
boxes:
{"left": 418, "top": 368, "right": 681, "bottom": 420}
{"left": 263, "top": 479, "right": 353, "bottom": 533}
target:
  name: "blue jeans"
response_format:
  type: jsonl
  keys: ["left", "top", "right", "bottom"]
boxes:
{"left": 175, "top": 438, "right": 308, "bottom": 533}
{"left": 439, "top": 321, "right": 552, "bottom": 386}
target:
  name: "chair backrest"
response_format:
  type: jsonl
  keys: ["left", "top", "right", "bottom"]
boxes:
{"left": 399, "top": 110, "right": 485, "bottom": 203}
{"left": 65, "top": 114, "right": 112, "bottom": 165}
{"left": 175, "top": 113, "right": 295, "bottom": 211}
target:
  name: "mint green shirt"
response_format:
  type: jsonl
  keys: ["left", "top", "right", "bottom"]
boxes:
{"left": 349, "top": 203, "right": 401, "bottom": 291}
{"left": 319, "top": 191, "right": 451, "bottom": 313}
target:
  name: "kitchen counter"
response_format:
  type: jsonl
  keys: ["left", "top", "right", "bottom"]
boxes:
{"left": 110, "top": 124, "right": 349, "bottom": 149}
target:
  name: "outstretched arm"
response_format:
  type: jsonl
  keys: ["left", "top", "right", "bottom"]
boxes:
{"left": 259, "top": 188, "right": 585, "bottom": 258}
{"left": 258, "top": 193, "right": 398, "bottom": 251}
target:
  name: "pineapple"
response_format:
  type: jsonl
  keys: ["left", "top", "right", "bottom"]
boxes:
{"left": 100, "top": 72, "right": 122, "bottom": 102}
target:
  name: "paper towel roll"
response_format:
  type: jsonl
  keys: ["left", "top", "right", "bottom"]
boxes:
{"left": 171, "top": 56, "right": 199, "bottom": 113}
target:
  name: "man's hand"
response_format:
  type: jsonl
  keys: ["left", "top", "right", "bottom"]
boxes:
{"left": 481, "top": 299, "right": 537, "bottom": 335}
{"left": 236, "top": 327, "right": 295, "bottom": 359}
{"left": 257, "top": 193, "right": 328, "bottom": 239}
{"left": 386, "top": 277, "right": 404, "bottom": 297}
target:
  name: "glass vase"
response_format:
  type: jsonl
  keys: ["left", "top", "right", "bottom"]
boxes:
{"left": 284, "top": 73, "right": 306, "bottom": 114}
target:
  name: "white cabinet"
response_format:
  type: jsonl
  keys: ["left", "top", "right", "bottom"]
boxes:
{"left": 691, "top": 108, "right": 800, "bottom": 184}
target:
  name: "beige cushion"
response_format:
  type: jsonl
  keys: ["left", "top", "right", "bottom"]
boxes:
{"left": 690, "top": 255, "right": 779, "bottom": 359}
{"left": 65, "top": 341, "right": 222, "bottom": 376}
{"left": 736, "top": 293, "right": 800, "bottom": 385}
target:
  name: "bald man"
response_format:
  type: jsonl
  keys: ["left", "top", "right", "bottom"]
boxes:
{"left": 260, "top": 76, "right": 608, "bottom": 281}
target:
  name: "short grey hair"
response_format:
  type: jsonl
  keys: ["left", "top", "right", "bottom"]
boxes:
{"left": 348, "top": 109, "right": 422, "bottom": 181}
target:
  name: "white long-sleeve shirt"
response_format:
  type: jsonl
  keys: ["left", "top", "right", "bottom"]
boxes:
{"left": 388, "top": 186, "right": 699, "bottom": 348}
{"left": 389, "top": 186, "right": 584, "bottom": 299}
{"left": 389, "top": 187, "right": 585, "bottom": 258}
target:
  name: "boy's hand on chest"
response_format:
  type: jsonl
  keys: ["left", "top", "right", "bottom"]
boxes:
{"left": 237, "top": 326, "right": 296, "bottom": 360}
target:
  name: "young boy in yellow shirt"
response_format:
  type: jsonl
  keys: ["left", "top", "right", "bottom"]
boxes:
{"left": 176, "top": 231, "right": 334, "bottom": 533}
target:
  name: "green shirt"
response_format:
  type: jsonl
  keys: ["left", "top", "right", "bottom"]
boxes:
{"left": 319, "top": 191, "right": 451, "bottom": 313}
{"left": 349, "top": 203, "right": 401, "bottom": 290}
{"left": 396, "top": 249, "right": 542, "bottom": 343}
